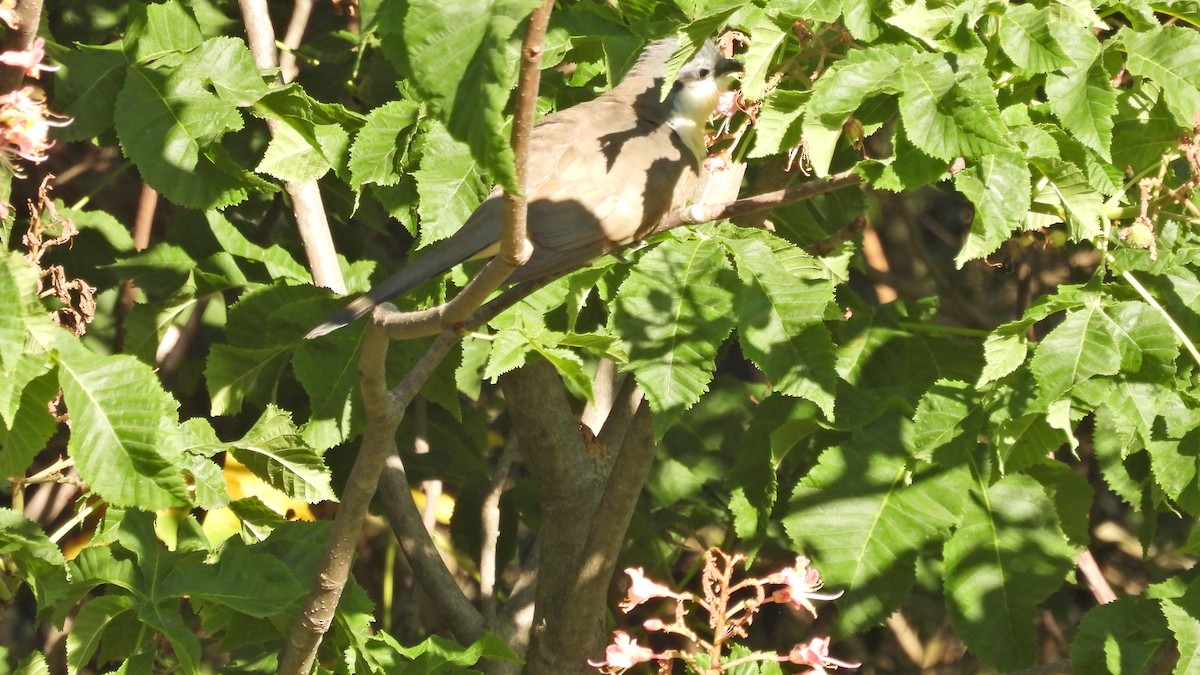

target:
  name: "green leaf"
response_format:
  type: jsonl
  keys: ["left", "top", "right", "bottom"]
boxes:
{"left": 68, "top": 595, "right": 136, "bottom": 673}
{"left": 205, "top": 211, "right": 311, "bottom": 283}
{"left": 899, "top": 54, "right": 1012, "bottom": 161}
{"left": 51, "top": 43, "right": 129, "bottom": 141}
{"left": 802, "top": 44, "right": 915, "bottom": 175}
{"left": 414, "top": 122, "right": 490, "bottom": 246}
{"left": 0, "top": 251, "right": 43, "bottom": 375}
{"left": 349, "top": 100, "right": 421, "bottom": 188}
{"left": 0, "top": 509, "right": 69, "bottom": 610}
{"left": 204, "top": 344, "right": 290, "bottom": 415}
{"left": 1030, "top": 157, "right": 1102, "bottom": 241}
{"left": 1071, "top": 598, "right": 1171, "bottom": 673}
{"left": 997, "top": 4, "right": 1071, "bottom": 73}
{"left": 123, "top": 0, "right": 202, "bottom": 64}
{"left": 977, "top": 332, "right": 1027, "bottom": 386}
{"left": 1029, "top": 300, "right": 1129, "bottom": 403}
{"left": 953, "top": 151, "right": 1032, "bottom": 266}
{"left": 256, "top": 121, "right": 347, "bottom": 183}
{"left": 115, "top": 61, "right": 250, "bottom": 209}
{"left": 741, "top": 13, "right": 789, "bottom": 100}
{"left": 944, "top": 474, "right": 1077, "bottom": 671}
{"left": 136, "top": 603, "right": 200, "bottom": 674}
{"left": 612, "top": 237, "right": 737, "bottom": 436}
{"left": 1121, "top": 25, "right": 1200, "bottom": 128}
{"left": 720, "top": 228, "right": 838, "bottom": 418}
{"left": 749, "top": 89, "right": 807, "bottom": 159}
{"left": 912, "top": 379, "right": 985, "bottom": 462}
{"left": 54, "top": 338, "right": 190, "bottom": 509}
{"left": 162, "top": 544, "right": 306, "bottom": 617}
{"left": 1045, "top": 24, "right": 1116, "bottom": 160}
{"left": 401, "top": 0, "right": 542, "bottom": 192}
{"left": 230, "top": 406, "right": 335, "bottom": 504}
{"left": 0, "top": 364, "right": 58, "bottom": 479}
{"left": 482, "top": 329, "right": 531, "bottom": 381}
{"left": 784, "top": 423, "right": 971, "bottom": 632}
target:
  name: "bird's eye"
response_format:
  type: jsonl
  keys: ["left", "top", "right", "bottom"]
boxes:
{"left": 698, "top": 68, "right": 711, "bottom": 79}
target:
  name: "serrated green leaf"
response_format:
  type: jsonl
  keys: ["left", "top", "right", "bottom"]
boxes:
{"left": 0, "top": 366, "right": 58, "bottom": 479}
{"left": 1071, "top": 598, "right": 1171, "bottom": 673}
{"left": 52, "top": 43, "right": 128, "bottom": 141}
{"left": 123, "top": 0, "right": 202, "bottom": 64}
{"left": 137, "top": 603, "right": 200, "bottom": 675}
{"left": 721, "top": 228, "right": 837, "bottom": 417}
{"left": 162, "top": 544, "right": 306, "bottom": 617}
{"left": 205, "top": 211, "right": 311, "bottom": 283}
{"left": 414, "top": 122, "right": 489, "bottom": 246}
{"left": 68, "top": 595, "right": 135, "bottom": 673}
{"left": 204, "top": 344, "right": 290, "bottom": 416}
{"left": 954, "top": 151, "right": 1032, "bottom": 266}
{"left": 1122, "top": 25, "right": 1200, "bottom": 128}
{"left": 483, "top": 328, "right": 531, "bottom": 381}
{"left": 256, "top": 121, "right": 344, "bottom": 182}
{"left": 115, "top": 63, "right": 249, "bottom": 209}
{"left": 0, "top": 509, "right": 69, "bottom": 611}
{"left": 900, "top": 54, "right": 1012, "bottom": 161}
{"left": 1162, "top": 597, "right": 1200, "bottom": 673}
{"left": 1030, "top": 300, "right": 1134, "bottom": 404}
{"left": 998, "top": 4, "right": 1072, "bottom": 73}
{"left": 785, "top": 431, "right": 971, "bottom": 633}
{"left": 741, "top": 13, "right": 789, "bottom": 100}
{"left": 944, "top": 474, "right": 1077, "bottom": 671}
{"left": 749, "top": 89, "right": 807, "bottom": 159}
{"left": 533, "top": 345, "right": 593, "bottom": 401}
{"left": 977, "top": 332, "right": 1027, "bottom": 385}
{"left": 612, "top": 237, "right": 737, "bottom": 436}
{"left": 54, "top": 338, "right": 190, "bottom": 509}
{"left": 230, "top": 406, "right": 335, "bottom": 503}
{"left": 0, "top": 251, "right": 45, "bottom": 370}
{"left": 1031, "top": 156, "right": 1102, "bottom": 241}
{"left": 912, "top": 379, "right": 985, "bottom": 462}
{"left": 802, "top": 44, "right": 915, "bottom": 175}
{"left": 402, "top": 0, "right": 542, "bottom": 192}
{"left": 349, "top": 100, "right": 421, "bottom": 188}
{"left": 1046, "top": 24, "right": 1116, "bottom": 160}
{"left": 295, "top": 328, "right": 363, "bottom": 452}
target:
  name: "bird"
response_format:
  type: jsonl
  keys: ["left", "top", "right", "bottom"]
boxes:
{"left": 305, "top": 37, "right": 743, "bottom": 339}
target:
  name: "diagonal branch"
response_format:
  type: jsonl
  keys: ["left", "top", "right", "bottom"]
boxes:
{"left": 280, "top": 3, "right": 556, "bottom": 670}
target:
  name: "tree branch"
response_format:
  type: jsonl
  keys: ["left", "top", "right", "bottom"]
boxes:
{"left": 0, "top": 0, "right": 44, "bottom": 94}
{"left": 238, "top": 0, "right": 346, "bottom": 294}
{"left": 371, "top": 169, "right": 866, "bottom": 333}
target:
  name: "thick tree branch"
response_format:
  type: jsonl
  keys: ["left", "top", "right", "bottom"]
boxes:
{"left": 283, "top": 4, "right": 556, "bottom": 669}
{"left": 238, "top": 0, "right": 346, "bottom": 294}
{"left": 0, "top": 0, "right": 44, "bottom": 94}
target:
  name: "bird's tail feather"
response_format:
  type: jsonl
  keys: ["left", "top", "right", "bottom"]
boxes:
{"left": 304, "top": 237, "right": 485, "bottom": 339}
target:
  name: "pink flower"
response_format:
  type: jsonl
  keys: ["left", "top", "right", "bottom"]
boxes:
{"left": 716, "top": 90, "right": 740, "bottom": 118}
{"left": 0, "top": 38, "right": 59, "bottom": 78}
{"left": 769, "top": 556, "right": 843, "bottom": 617}
{"left": 588, "top": 631, "right": 656, "bottom": 672}
{"left": 0, "top": 0, "right": 17, "bottom": 30}
{"left": 0, "top": 86, "right": 69, "bottom": 173}
{"left": 619, "top": 567, "right": 676, "bottom": 611}
{"left": 788, "top": 637, "right": 860, "bottom": 673}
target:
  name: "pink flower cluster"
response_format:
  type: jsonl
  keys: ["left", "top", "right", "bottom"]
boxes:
{"left": 0, "top": 39, "right": 69, "bottom": 180}
{"left": 589, "top": 554, "right": 859, "bottom": 674}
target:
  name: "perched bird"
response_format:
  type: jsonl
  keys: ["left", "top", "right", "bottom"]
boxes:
{"left": 306, "top": 38, "right": 743, "bottom": 339}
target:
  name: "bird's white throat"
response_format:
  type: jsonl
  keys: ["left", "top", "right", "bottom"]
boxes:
{"left": 666, "top": 75, "right": 736, "bottom": 162}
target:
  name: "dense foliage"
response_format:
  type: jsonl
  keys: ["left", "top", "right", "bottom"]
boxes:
{"left": 5, "top": 0, "right": 1200, "bottom": 672}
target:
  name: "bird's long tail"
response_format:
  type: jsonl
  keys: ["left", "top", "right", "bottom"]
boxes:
{"left": 304, "top": 236, "right": 488, "bottom": 339}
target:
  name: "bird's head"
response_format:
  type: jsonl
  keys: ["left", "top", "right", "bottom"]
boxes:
{"left": 669, "top": 41, "right": 744, "bottom": 126}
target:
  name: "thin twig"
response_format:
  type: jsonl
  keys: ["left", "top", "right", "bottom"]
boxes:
{"left": 480, "top": 434, "right": 518, "bottom": 620}
{"left": 1077, "top": 548, "right": 1117, "bottom": 604}
{"left": 237, "top": 0, "right": 346, "bottom": 294}
{"left": 278, "top": 0, "right": 313, "bottom": 83}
